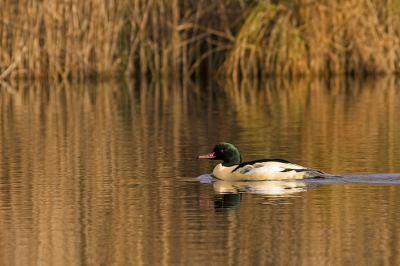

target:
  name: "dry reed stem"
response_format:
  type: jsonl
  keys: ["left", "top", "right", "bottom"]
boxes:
{"left": 221, "top": 0, "right": 400, "bottom": 78}
{"left": 1, "top": 0, "right": 400, "bottom": 80}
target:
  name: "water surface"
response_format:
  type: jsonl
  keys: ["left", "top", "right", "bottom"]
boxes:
{"left": 1, "top": 77, "right": 400, "bottom": 265}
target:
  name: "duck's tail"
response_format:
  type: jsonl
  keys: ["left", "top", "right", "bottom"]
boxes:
{"left": 303, "top": 169, "right": 335, "bottom": 179}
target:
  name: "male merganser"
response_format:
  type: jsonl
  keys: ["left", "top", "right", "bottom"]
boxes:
{"left": 197, "top": 142, "right": 330, "bottom": 181}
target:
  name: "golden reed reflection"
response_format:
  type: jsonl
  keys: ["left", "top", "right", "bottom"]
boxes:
{"left": 221, "top": 76, "right": 400, "bottom": 174}
{"left": 0, "top": 78, "right": 399, "bottom": 265}
{"left": 0, "top": 79, "right": 215, "bottom": 266}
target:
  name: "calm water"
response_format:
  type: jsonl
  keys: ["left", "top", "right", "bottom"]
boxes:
{"left": 1, "top": 77, "right": 400, "bottom": 265}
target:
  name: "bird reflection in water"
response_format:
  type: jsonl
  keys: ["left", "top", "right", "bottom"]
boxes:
{"left": 198, "top": 174, "right": 320, "bottom": 213}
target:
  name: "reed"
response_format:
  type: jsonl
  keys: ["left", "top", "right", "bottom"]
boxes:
{"left": 221, "top": 0, "right": 400, "bottom": 78}
{"left": 1, "top": 0, "right": 400, "bottom": 80}
{"left": 0, "top": 0, "right": 240, "bottom": 81}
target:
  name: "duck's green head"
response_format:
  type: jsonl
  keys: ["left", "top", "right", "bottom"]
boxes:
{"left": 197, "top": 142, "right": 242, "bottom": 167}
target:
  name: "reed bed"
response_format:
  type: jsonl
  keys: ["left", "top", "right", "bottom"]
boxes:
{"left": 0, "top": 0, "right": 242, "bottom": 81}
{"left": 1, "top": 0, "right": 400, "bottom": 81}
{"left": 222, "top": 0, "right": 400, "bottom": 78}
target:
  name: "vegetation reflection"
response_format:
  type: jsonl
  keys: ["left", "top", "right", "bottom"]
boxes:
{"left": 0, "top": 77, "right": 400, "bottom": 265}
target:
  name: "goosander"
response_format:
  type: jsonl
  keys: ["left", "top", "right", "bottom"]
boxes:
{"left": 197, "top": 142, "right": 330, "bottom": 181}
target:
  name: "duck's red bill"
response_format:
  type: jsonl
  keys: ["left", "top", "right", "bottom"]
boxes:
{"left": 196, "top": 152, "right": 215, "bottom": 159}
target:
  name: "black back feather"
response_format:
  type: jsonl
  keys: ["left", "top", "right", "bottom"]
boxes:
{"left": 231, "top": 159, "right": 293, "bottom": 173}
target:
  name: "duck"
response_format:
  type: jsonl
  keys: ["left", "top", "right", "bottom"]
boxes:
{"left": 197, "top": 142, "right": 331, "bottom": 181}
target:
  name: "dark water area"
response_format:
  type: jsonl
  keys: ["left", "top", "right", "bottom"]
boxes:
{"left": 1, "top": 77, "right": 400, "bottom": 265}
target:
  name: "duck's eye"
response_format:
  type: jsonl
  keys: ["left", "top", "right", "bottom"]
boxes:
{"left": 220, "top": 150, "right": 224, "bottom": 153}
